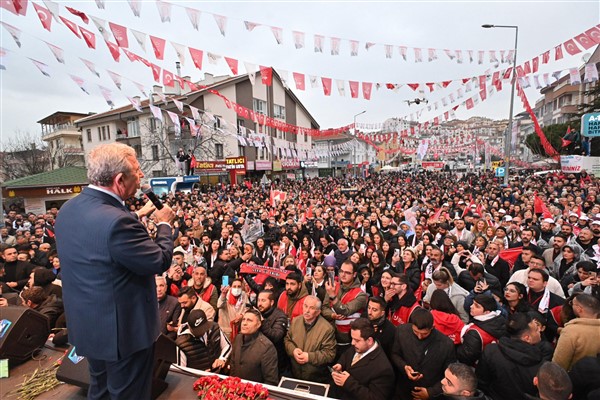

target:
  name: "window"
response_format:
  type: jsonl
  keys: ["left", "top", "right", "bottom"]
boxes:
{"left": 101, "top": 126, "right": 106, "bottom": 141}
{"left": 237, "top": 119, "right": 244, "bottom": 134}
{"left": 304, "top": 133, "right": 308, "bottom": 142}
{"left": 260, "top": 147, "right": 267, "bottom": 160}
{"left": 97, "top": 127, "right": 102, "bottom": 141}
{"left": 86, "top": 129, "right": 92, "bottom": 142}
{"left": 238, "top": 145, "right": 245, "bottom": 157}
{"left": 276, "top": 129, "right": 285, "bottom": 139}
{"left": 253, "top": 98, "right": 267, "bottom": 114}
{"left": 107, "top": 125, "right": 111, "bottom": 140}
{"left": 213, "top": 116, "right": 221, "bottom": 129}
{"left": 274, "top": 104, "right": 285, "bottom": 119}
{"left": 151, "top": 145, "right": 159, "bottom": 161}
{"left": 215, "top": 143, "right": 224, "bottom": 159}
{"left": 127, "top": 118, "right": 140, "bottom": 137}
{"left": 150, "top": 118, "right": 159, "bottom": 133}
{"left": 133, "top": 144, "right": 142, "bottom": 158}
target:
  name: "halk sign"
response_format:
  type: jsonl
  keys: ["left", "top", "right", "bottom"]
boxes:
{"left": 581, "top": 113, "right": 600, "bottom": 137}
{"left": 561, "top": 155, "right": 584, "bottom": 173}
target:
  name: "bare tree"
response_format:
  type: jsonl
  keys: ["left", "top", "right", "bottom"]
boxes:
{"left": 0, "top": 131, "right": 50, "bottom": 181}
{"left": 46, "top": 138, "right": 85, "bottom": 170}
{"left": 138, "top": 115, "right": 233, "bottom": 177}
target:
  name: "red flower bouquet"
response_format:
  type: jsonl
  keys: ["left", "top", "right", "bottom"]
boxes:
{"left": 193, "top": 376, "right": 269, "bottom": 400}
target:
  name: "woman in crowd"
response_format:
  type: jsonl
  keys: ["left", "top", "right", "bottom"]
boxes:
{"left": 429, "top": 288, "right": 465, "bottom": 345}
{"left": 217, "top": 278, "right": 249, "bottom": 342}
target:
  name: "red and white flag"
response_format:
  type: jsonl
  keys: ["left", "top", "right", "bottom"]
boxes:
{"left": 150, "top": 35, "right": 166, "bottom": 59}
{"left": 350, "top": 40, "right": 359, "bottom": 56}
{"left": 554, "top": 44, "right": 564, "bottom": 61}
{"left": 171, "top": 42, "right": 186, "bottom": 65}
{"left": 321, "top": 77, "right": 332, "bottom": 96}
{"left": 79, "top": 26, "right": 96, "bottom": 49}
{"left": 385, "top": 44, "right": 393, "bottom": 59}
{"left": 189, "top": 47, "right": 203, "bottom": 69}
{"left": 99, "top": 85, "right": 115, "bottom": 107}
{"left": 584, "top": 26, "right": 600, "bottom": 45}
{"left": 149, "top": 104, "right": 163, "bottom": 121}
{"left": 65, "top": 6, "right": 88, "bottom": 23}
{"left": 428, "top": 48, "right": 437, "bottom": 62}
{"left": 225, "top": 56, "right": 238, "bottom": 75}
{"left": 563, "top": 39, "right": 581, "bottom": 56}
{"left": 465, "top": 98, "right": 474, "bottom": 110}
{"left": 167, "top": 110, "right": 180, "bottom": 128}
{"left": 109, "top": 22, "right": 128, "bottom": 48}
{"left": 30, "top": 58, "right": 50, "bottom": 76}
{"left": 293, "top": 72, "right": 305, "bottom": 90}
{"left": 94, "top": 0, "right": 104, "bottom": 9}
{"left": 330, "top": 37, "right": 340, "bottom": 55}
{"left": 163, "top": 69, "right": 174, "bottom": 87}
{"left": 60, "top": 16, "right": 80, "bottom": 38}
{"left": 69, "top": 74, "right": 90, "bottom": 94}
{"left": 414, "top": 48, "right": 423, "bottom": 63}
{"left": 127, "top": 96, "right": 143, "bottom": 112}
{"left": 173, "top": 98, "right": 184, "bottom": 113}
{"left": 314, "top": 34, "right": 324, "bottom": 53}
{"left": 189, "top": 105, "right": 201, "bottom": 121}
{"left": 349, "top": 81, "right": 359, "bottom": 98}
{"left": 33, "top": 3, "right": 52, "bottom": 31}
{"left": 244, "top": 62, "right": 257, "bottom": 85}
{"left": 260, "top": 66, "right": 272, "bottom": 85}
{"left": 122, "top": 48, "right": 139, "bottom": 62}
{"left": 1, "top": 0, "right": 28, "bottom": 16}
{"left": 336, "top": 79, "right": 345, "bottom": 96}
{"left": 362, "top": 82, "right": 372, "bottom": 100}
{"left": 399, "top": 46, "right": 407, "bottom": 60}
{"left": 91, "top": 16, "right": 110, "bottom": 41}
{"left": 105, "top": 40, "right": 121, "bottom": 62}
{"left": 244, "top": 20, "right": 260, "bottom": 31}
{"left": 131, "top": 29, "right": 146, "bottom": 51}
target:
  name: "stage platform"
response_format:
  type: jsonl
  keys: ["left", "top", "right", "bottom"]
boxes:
{"left": 0, "top": 345, "right": 329, "bottom": 400}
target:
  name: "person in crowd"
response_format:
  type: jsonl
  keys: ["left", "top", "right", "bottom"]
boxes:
{"left": 457, "top": 294, "right": 506, "bottom": 366}
{"left": 217, "top": 277, "right": 249, "bottom": 342}
{"left": 365, "top": 296, "right": 395, "bottom": 354}
{"left": 391, "top": 308, "right": 456, "bottom": 400}
{"left": 482, "top": 242, "right": 511, "bottom": 289}
{"left": 277, "top": 272, "right": 309, "bottom": 321}
{"left": 284, "top": 295, "right": 336, "bottom": 382}
{"left": 20, "top": 286, "right": 63, "bottom": 329}
{"left": 568, "top": 353, "right": 600, "bottom": 400}
{"left": 28, "top": 267, "right": 62, "bottom": 298}
{"left": 188, "top": 265, "right": 218, "bottom": 314}
{"left": 322, "top": 260, "right": 368, "bottom": 360}
{"left": 476, "top": 312, "right": 547, "bottom": 400}
{"left": 509, "top": 254, "right": 566, "bottom": 299}
{"left": 423, "top": 267, "right": 470, "bottom": 323}
{"left": 0, "top": 246, "right": 36, "bottom": 291}
{"left": 438, "top": 362, "right": 490, "bottom": 400}
{"left": 524, "top": 268, "right": 565, "bottom": 342}
{"left": 429, "top": 289, "right": 465, "bottom": 345}
{"left": 175, "top": 309, "right": 231, "bottom": 371}
{"left": 387, "top": 272, "right": 421, "bottom": 326}
{"left": 156, "top": 275, "right": 181, "bottom": 339}
{"left": 176, "top": 286, "right": 216, "bottom": 327}
{"left": 552, "top": 293, "right": 600, "bottom": 371}
{"left": 331, "top": 318, "right": 395, "bottom": 400}
{"left": 533, "top": 362, "right": 572, "bottom": 400}
{"left": 228, "top": 309, "right": 279, "bottom": 386}
{"left": 501, "top": 282, "right": 532, "bottom": 315}
{"left": 256, "top": 290, "right": 289, "bottom": 375}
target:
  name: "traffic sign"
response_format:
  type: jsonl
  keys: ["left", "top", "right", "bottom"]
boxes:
{"left": 495, "top": 167, "right": 505, "bottom": 177}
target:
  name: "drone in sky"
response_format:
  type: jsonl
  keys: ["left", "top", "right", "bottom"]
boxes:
{"left": 405, "top": 98, "right": 428, "bottom": 106}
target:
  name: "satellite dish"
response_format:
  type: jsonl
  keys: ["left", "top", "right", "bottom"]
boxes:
{"left": 582, "top": 53, "right": 592, "bottom": 63}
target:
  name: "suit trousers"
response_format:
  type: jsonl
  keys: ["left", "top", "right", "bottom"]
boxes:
{"left": 87, "top": 346, "right": 154, "bottom": 400}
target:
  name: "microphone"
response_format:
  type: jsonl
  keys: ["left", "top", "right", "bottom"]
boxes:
{"left": 141, "top": 184, "right": 163, "bottom": 210}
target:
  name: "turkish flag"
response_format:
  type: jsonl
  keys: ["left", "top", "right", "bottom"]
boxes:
{"left": 105, "top": 41, "right": 121, "bottom": 62}
{"left": 60, "top": 16, "right": 80, "bottom": 38}
{"left": 189, "top": 47, "right": 203, "bottom": 70}
{"left": 79, "top": 26, "right": 96, "bottom": 49}
{"left": 563, "top": 39, "right": 582, "bottom": 56}
{"left": 109, "top": 22, "right": 128, "bottom": 48}
{"left": 561, "top": 138, "right": 572, "bottom": 148}
{"left": 407, "top": 83, "right": 419, "bottom": 91}
{"left": 150, "top": 63, "right": 161, "bottom": 82}
{"left": 150, "top": 35, "right": 166, "bottom": 60}
{"left": 33, "top": 3, "right": 52, "bottom": 31}
{"left": 533, "top": 193, "right": 552, "bottom": 219}
{"left": 465, "top": 98, "right": 474, "bottom": 110}
{"left": 224, "top": 56, "right": 238, "bottom": 75}
{"left": 66, "top": 6, "right": 89, "bottom": 23}
{"left": 499, "top": 247, "right": 522, "bottom": 269}
{"left": 162, "top": 69, "right": 174, "bottom": 87}
{"left": 1, "top": 0, "right": 28, "bottom": 16}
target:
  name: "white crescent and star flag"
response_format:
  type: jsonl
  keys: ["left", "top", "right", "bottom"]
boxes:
{"left": 41, "top": 0, "right": 60, "bottom": 22}
{"left": 171, "top": 42, "right": 186, "bottom": 65}
{"left": 0, "top": 0, "right": 28, "bottom": 16}
{"left": 60, "top": 16, "right": 80, "bottom": 38}
{"left": 150, "top": 35, "right": 166, "bottom": 59}
{"left": 90, "top": 16, "right": 110, "bottom": 41}
{"left": 244, "top": 62, "right": 257, "bottom": 85}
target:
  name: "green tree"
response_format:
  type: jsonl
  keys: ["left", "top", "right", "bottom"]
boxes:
{"left": 525, "top": 123, "right": 566, "bottom": 157}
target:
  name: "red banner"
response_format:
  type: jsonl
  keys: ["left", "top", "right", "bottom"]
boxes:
{"left": 240, "top": 263, "right": 291, "bottom": 281}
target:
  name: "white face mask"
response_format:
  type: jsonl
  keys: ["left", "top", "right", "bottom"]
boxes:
{"left": 231, "top": 288, "right": 242, "bottom": 297}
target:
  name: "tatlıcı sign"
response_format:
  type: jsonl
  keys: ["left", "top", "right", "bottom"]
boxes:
{"left": 561, "top": 155, "right": 584, "bottom": 173}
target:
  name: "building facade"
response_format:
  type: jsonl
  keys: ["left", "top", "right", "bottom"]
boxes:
{"left": 39, "top": 111, "right": 88, "bottom": 170}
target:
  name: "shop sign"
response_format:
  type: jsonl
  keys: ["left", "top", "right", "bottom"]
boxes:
{"left": 225, "top": 156, "right": 246, "bottom": 172}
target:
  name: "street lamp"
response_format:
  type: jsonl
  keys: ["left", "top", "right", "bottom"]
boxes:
{"left": 482, "top": 24, "right": 518, "bottom": 186}
{"left": 353, "top": 110, "right": 366, "bottom": 177}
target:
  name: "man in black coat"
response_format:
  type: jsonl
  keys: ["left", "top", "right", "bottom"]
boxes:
{"left": 257, "top": 290, "right": 289, "bottom": 375}
{"left": 156, "top": 276, "right": 181, "bottom": 340}
{"left": 331, "top": 318, "right": 394, "bottom": 400}
{"left": 0, "top": 246, "right": 36, "bottom": 291}
{"left": 365, "top": 296, "right": 395, "bottom": 355}
{"left": 476, "top": 312, "right": 547, "bottom": 400}
{"left": 483, "top": 242, "right": 511, "bottom": 288}
{"left": 391, "top": 308, "right": 456, "bottom": 400}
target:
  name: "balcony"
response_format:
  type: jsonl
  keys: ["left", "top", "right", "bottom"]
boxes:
{"left": 41, "top": 123, "right": 81, "bottom": 141}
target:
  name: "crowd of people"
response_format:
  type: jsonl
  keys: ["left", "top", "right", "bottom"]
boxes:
{"left": 2, "top": 164, "right": 600, "bottom": 400}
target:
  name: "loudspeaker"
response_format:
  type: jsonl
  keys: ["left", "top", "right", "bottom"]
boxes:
{"left": 56, "top": 334, "right": 177, "bottom": 400}
{"left": 0, "top": 306, "right": 50, "bottom": 366}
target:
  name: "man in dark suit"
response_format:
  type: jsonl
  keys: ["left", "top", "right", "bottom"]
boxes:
{"left": 156, "top": 275, "right": 181, "bottom": 340}
{"left": 0, "top": 246, "right": 36, "bottom": 291}
{"left": 331, "top": 318, "right": 395, "bottom": 400}
{"left": 55, "top": 142, "right": 175, "bottom": 400}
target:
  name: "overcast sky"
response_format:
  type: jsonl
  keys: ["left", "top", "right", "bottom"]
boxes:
{"left": 1, "top": 1, "right": 599, "bottom": 147}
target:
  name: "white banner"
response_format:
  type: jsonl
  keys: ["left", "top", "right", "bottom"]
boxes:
{"left": 560, "top": 155, "right": 583, "bottom": 173}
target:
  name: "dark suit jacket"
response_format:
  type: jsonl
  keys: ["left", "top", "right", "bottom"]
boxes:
{"left": 334, "top": 343, "right": 395, "bottom": 400}
{"left": 158, "top": 295, "right": 181, "bottom": 338}
{"left": 55, "top": 187, "right": 173, "bottom": 361}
